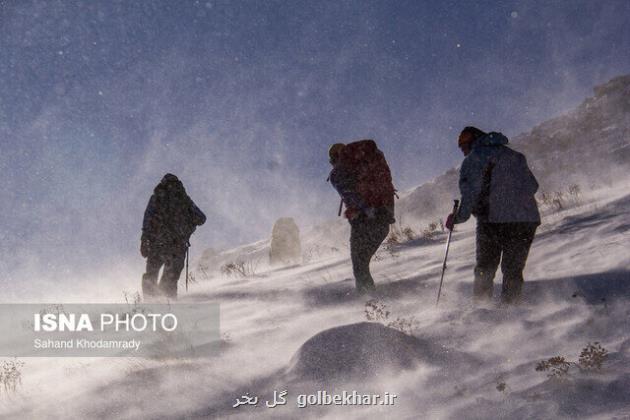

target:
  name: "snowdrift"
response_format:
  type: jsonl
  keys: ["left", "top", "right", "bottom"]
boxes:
{"left": 289, "top": 322, "right": 420, "bottom": 382}
{"left": 286, "top": 322, "right": 477, "bottom": 383}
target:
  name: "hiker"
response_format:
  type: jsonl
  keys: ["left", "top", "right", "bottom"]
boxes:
{"left": 140, "top": 173, "right": 206, "bottom": 299}
{"left": 328, "top": 140, "right": 396, "bottom": 294}
{"left": 446, "top": 127, "right": 540, "bottom": 304}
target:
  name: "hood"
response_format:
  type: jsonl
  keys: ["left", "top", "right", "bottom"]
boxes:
{"left": 154, "top": 173, "right": 185, "bottom": 195}
{"left": 475, "top": 132, "right": 509, "bottom": 147}
{"left": 160, "top": 173, "right": 180, "bottom": 185}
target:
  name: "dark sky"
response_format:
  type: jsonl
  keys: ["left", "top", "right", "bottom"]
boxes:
{"left": 1, "top": 0, "right": 630, "bottom": 291}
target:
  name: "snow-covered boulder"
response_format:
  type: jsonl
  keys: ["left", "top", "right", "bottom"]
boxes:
{"left": 287, "top": 322, "right": 445, "bottom": 382}
{"left": 269, "top": 217, "right": 301, "bottom": 266}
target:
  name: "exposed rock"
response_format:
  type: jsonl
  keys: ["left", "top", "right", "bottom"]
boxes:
{"left": 270, "top": 217, "right": 302, "bottom": 266}
{"left": 286, "top": 322, "right": 478, "bottom": 383}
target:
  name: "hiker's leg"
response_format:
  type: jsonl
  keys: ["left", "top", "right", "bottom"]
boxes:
{"left": 159, "top": 249, "right": 186, "bottom": 299}
{"left": 474, "top": 223, "right": 501, "bottom": 300}
{"left": 500, "top": 223, "right": 537, "bottom": 304}
{"left": 363, "top": 220, "right": 390, "bottom": 290}
{"left": 350, "top": 218, "right": 390, "bottom": 292}
{"left": 350, "top": 219, "right": 375, "bottom": 292}
{"left": 142, "top": 254, "right": 163, "bottom": 297}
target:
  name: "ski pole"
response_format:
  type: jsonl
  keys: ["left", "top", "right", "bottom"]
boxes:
{"left": 185, "top": 241, "right": 190, "bottom": 292}
{"left": 436, "top": 199, "right": 460, "bottom": 306}
{"left": 337, "top": 198, "right": 343, "bottom": 217}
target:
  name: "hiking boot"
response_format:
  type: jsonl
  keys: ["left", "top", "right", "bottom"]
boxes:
{"left": 158, "top": 281, "right": 178, "bottom": 300}
{"left": 356, "top": 282, "right": 376, "bottom": 295}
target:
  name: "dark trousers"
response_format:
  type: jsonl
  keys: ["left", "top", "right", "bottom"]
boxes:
{"left": 142, "top": 249, "right": 186, "bottom": 299}
{"left": 350, "top": 217, "right": 390, "bottom": 292}
{"left": 474, "top": 222, "right": 538, "bottom": 303}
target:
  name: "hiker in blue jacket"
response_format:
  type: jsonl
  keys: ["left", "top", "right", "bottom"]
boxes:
{"left": 446, "top": 127, "right": 540, "bottom": 303}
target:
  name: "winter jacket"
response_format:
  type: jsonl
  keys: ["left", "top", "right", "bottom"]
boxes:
{"left": 328, "top": 141, "right": 396, "bottom": 223}
{"left": 328, "top": 165, "right": 395, "bottom": 223}
{"left": 329, "top": 165, "right": 368, "bottom": 218}
{"left": 141, "top": 176, "right": 206, "bottom": 254}
{"left": 455, "top": 132, "right": 540, "bottom": 224}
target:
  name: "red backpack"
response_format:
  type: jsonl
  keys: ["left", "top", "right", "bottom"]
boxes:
{"left": 338, "top": 140, "right": 396, "bottom": 210}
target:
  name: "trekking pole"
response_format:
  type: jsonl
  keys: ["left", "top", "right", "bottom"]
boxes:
{"left": 436, "top": 199, "right": 460, "bottom": 306}
{"left": 185, "top": 241, "right": 190, "bottom": 292}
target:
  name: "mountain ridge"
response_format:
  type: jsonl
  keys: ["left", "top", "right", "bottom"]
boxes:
{"left": 399, "top": 73, "right": 630, "bottom": 225}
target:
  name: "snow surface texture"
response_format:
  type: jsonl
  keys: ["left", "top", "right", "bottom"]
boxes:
{"left": 1, "top": 181, "right": 629, "bottom": 419}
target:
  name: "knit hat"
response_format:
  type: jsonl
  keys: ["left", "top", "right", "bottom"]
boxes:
{"left": 161, "top": 173, "right": 178, "bottom": 182}
{"left": 458, "top": 126, "right": 486, "bottom": 147}
{"left": 328, "top": 143, "right": 345, "bottom": 164}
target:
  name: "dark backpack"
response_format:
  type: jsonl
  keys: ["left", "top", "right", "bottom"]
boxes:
{"left": 474, "top": 142, "right": 540, "bottom": 223}
{"left": 338, "top": 140, "right": 396, "bottom": 211}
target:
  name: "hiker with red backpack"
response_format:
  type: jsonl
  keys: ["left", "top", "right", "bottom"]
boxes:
{"left": 328, "top": 140, "right": 396, "bottom": 294}
{"left": 445, "top": 127, "right": 540, "bottom": 304}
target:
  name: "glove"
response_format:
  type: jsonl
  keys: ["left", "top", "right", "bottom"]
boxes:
{"left": 140, "top": 238, "right": 151, "bottom": 258}
{"left": 345, "top": 208, "right": 359, "bottom": 221}
{"left": 445, "top": 213, "right": 455, "bottom": 231}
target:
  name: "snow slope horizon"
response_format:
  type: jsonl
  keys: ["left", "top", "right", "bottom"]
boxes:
{"left": 1, "top": 73, "right": 628, "bottom": 303}
{"left": 195, "top": 73, "right": 630, "bottom": 273}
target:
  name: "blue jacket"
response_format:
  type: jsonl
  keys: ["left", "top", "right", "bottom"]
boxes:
{"left": 455, "top": 132, "right": 540, "bottom": 224}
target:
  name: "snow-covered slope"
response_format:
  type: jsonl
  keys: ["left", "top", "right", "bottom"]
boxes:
{"left": 195, "top": 74, "right": 630, "bottom": 274}
{"left": 3, "top": 179, "right": 629, "bottom": 419}
{"left": 3, "top": 75, "right": 629, "bottom": 420}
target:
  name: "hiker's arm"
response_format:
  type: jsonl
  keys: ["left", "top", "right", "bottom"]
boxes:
{"left": 455, "top": 156, "right": 484, "bottom": 224}
{"left": 190, "top": 200, "right": 207, "bottom": 226}
{"left": 142, "top": 196, "right": 160, "bottom": 240}
{"left": 330, "top": 168, "right": 368, "bottom": 212}
{"left": 141, "top": 196, "right": 158, "bottom": 256}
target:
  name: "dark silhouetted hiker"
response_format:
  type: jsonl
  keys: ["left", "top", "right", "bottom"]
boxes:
{"left": 446, "top": 127, "right": 540, "bottom": 304}
{"left": 141, "top": 173, "right": 206, "bottom": 299}
{"left": 328, "top": 140, "right": 396, "bottom": 294}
